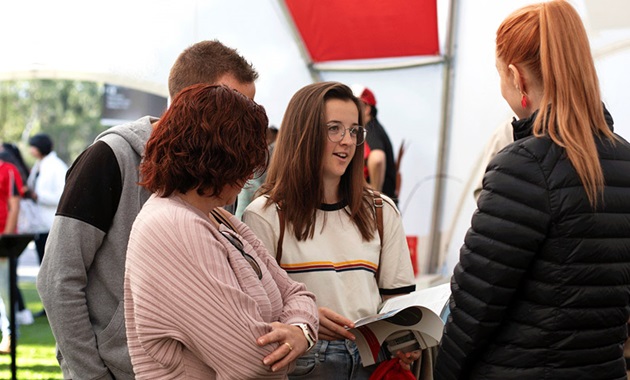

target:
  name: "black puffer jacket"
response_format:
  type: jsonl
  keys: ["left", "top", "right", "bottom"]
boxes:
{"left": 434, "top": 109, "right": 630, "bottom": 380}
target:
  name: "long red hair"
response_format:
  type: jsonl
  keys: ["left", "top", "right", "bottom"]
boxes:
{"left": 496, "top": 0, "right": 616, "bottom": 207}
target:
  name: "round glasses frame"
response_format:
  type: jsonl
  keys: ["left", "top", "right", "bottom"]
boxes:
{"left": 326, "top": 122, "right": 367, "bottom": 146}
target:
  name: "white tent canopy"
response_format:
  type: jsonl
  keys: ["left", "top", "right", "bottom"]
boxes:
{"left": 2, "top": 0, "right": 629, "bottom": 277}
{"left": 0, "top": 0, "right": 315, "bottom": 124}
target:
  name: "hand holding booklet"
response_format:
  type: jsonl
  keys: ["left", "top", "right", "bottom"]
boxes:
{"left": 348, "top": 283, "right": 451, "bottom": 366}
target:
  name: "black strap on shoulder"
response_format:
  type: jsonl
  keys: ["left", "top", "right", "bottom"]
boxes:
{"left": 276, "top": 202, "right": 285, "bottom": 266}
{"left": 373, "top": 191, "right": 384, "bottom": 282}
{"left": 210, "top": 207, "right": 237, "bottom": 232}
{"left": 373, "top": 191, "right": 384, "bottom": 244}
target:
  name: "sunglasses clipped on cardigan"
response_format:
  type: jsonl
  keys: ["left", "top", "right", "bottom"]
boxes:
{"left": 210, "top": 207, "right": 262, "bottom": 280}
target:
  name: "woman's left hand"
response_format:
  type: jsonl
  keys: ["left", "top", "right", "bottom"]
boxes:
{"left": 257, "top": 322, "right": 308, "bottom": 372}
{"left": 396, "top": 349, "right": 421, "bottom": 371}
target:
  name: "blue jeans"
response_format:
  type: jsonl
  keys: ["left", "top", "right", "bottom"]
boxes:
{"left": 289, "top": 339, "right": 376, "bottom": 380}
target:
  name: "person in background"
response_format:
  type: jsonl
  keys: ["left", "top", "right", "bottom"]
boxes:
{"left": 351, "top": 85, "right": 398, "bottom": 204}
{"left": 0, "top": 156, "right": 23, "bottom": 354}
{"left": 1, "top": 143, "right": 29, "bottom": 191}
{"left": 37, "top": 40, "right": 259, "bottom": 380}
{"left": 363, "top": 140, "right": 371, "bottom": 182}
{"left": 26, "top": 133, "right": 68, "bottom": 265}
{"left": 434, "top": 1, "right": 630, "bottom": 379}
{"left": 267, "top": 124, "right": 279, "bottom": 146}
{"left": 26, "top": 134, "right": 67, "bottom": 320}
{"left": 0, "top": 157, "right": 23, "bottom": 236}
{"left": 0, "top": 297, "right": 10, "bottom": 354}
{"left": 0, "top": 143, "right": 35, "bottom": 326}
{"left": 243, "top": 82, "right": 416, "bottom": 379}
{"left": 235, "top": 125, "right": 278, "bottom": 219}
{"left": 125, "top": 84, "right": 318, "bottom": 379}
{"left": 472, "top": 120, "right": 514, "bottom": 200}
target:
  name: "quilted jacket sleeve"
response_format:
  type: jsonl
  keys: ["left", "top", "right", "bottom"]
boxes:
{"left": 434, "top": 143, "right": 552, "bottom": 379}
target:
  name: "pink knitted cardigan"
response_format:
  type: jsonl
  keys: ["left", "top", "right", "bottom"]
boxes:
{"left": 124, "top": 195, "right": 318, "bottom": 379}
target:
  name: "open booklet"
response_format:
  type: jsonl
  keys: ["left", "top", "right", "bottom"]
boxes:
{"left": 348, "top": 282, "right": 451, "bottom": 366}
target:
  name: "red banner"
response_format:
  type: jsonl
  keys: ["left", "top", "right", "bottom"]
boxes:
{"left": 284, "top": 0, "right": 440, "bottom": 62}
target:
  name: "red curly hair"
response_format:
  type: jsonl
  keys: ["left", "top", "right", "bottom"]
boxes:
{"left": 140, "top": 84, "right": 269, "bottom": 197}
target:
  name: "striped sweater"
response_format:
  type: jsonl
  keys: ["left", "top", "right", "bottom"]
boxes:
{"left": 243, "top": 194, "right": 416, "bottom": 323}
{"left": 124, "top": 194, "right": 318, "bottom": 379}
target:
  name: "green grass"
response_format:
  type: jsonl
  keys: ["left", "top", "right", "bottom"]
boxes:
{"left": 0, "top": 281, "right": 62, "bottom": 380}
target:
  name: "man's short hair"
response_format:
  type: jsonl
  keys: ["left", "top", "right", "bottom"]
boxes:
{"left": 168, "top": 40, "right": 259, "bottom": 98}
{"left": 28, "top": 133, "right": 53, "bottom": 156}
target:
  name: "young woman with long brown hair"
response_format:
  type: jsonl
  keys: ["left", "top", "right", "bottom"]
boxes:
{"left": 243, "top": 82, "right": 417, "bottom": 379}
{"left": 434, "top": 1, "right": 630, "bottom": 379}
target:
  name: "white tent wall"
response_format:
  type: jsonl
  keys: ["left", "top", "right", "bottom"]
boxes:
{"left": 290, "top": 0, "right": 454, "bottom": 275}
{"left": 440, "top": 0, "right": 630, "bottom": 276}
{"left": 321, "top": 65, "right": 445, "bottom": 273}
{"left": 437, "top": 0, "right": 535, "bottom": 277}
{"left": 0, "top": 0, "right": 314, "bottom": 126}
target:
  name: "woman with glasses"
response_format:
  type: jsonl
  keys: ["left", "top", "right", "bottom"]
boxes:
{"left": 243, "top": 81, "right": 416, "bottom": 379}
{"left": 124, "top": 84, "right": 318, "bottom": 379}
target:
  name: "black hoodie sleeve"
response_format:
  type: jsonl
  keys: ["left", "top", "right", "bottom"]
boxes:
{"left": 56, "top": 141, "right": 122, "bottom": 232}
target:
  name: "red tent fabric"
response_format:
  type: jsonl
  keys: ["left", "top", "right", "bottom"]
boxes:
{"left": 284, "top": 0, "right": 439, "bottom": 62}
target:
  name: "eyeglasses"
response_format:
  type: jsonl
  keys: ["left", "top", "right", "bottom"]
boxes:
{"left": 220, "top": 230, "right": 262, "bottom": 280}
{"left": 326, "top": 122, "right": 367, "bottom": 146}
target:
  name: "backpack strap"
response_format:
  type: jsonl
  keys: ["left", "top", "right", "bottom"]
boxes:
{"left": 373, "top": 191, "right": 384, "bottom": 245}
{"left": 373, "top": 191, "right": 384, "bottom": 282}
{"left": 275, "top": 202, "right": 285, "bottom": 266}
{"left": 210, "top": 207, "right": 237, "bottom": 232}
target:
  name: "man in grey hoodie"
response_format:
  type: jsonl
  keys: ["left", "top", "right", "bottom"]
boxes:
{"left": 36, "top": 40, "right": 258, "bottom": 380}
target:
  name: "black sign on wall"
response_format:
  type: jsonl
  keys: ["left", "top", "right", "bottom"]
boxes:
{"left": 101, "top": 84, "right": 167, "bottom": 126}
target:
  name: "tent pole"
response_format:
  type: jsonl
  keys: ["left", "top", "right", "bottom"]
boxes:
{"left": 274, "top": 0, "right": 322, "bottom": 83}
{"left": 427, "top": 0, "right": 461, "bottom": 274}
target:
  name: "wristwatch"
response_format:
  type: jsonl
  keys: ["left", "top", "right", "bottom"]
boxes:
{"left": 293, "top": 323, "right": 316, "bottom": 352}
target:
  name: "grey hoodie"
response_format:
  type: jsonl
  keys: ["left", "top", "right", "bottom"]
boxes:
{"left": 37, "top": 116, "right": 157, "bottom": 380}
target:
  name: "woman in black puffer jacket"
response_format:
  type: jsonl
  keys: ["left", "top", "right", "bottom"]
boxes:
{"left": 434, "top": 1, "right": 630, "bottom": 379}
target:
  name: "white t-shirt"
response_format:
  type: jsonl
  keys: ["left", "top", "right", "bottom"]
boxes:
{"left": 243, "top": 194, "right": 416, "bottom": 322}
{"left": 473, "top": 120, "right": 514, "bottom": 200}
{"left": 27, "top": 151, "right": 68, "bottom": 229}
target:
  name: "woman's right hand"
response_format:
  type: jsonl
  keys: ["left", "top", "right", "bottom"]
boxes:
{"left": 318, "top": 307, "right": 356, "bottom": 341}
{"left": 257, "top": 322, "right": 309, "bottom": 372}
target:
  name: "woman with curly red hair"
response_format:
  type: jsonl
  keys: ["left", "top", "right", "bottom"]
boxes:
{"left": 124, "top": 84, "right": 318, "bottom": 379}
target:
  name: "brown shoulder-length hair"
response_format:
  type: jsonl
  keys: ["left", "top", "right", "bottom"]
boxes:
{"left": 168, "top": 40, "right": 258, "bottom": 98}
{"left": 140, "top": 84, "right": 268, "bottom": 197}
{"left": 496, "top": 0, "right": 615, "bottom": 207}
{"left": 260, "top": 81, "right": 376, "bottom": 241}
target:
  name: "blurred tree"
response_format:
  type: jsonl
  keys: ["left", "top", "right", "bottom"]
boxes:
{"left": 0, "top": 80, "right": 103, "bottom": 166}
